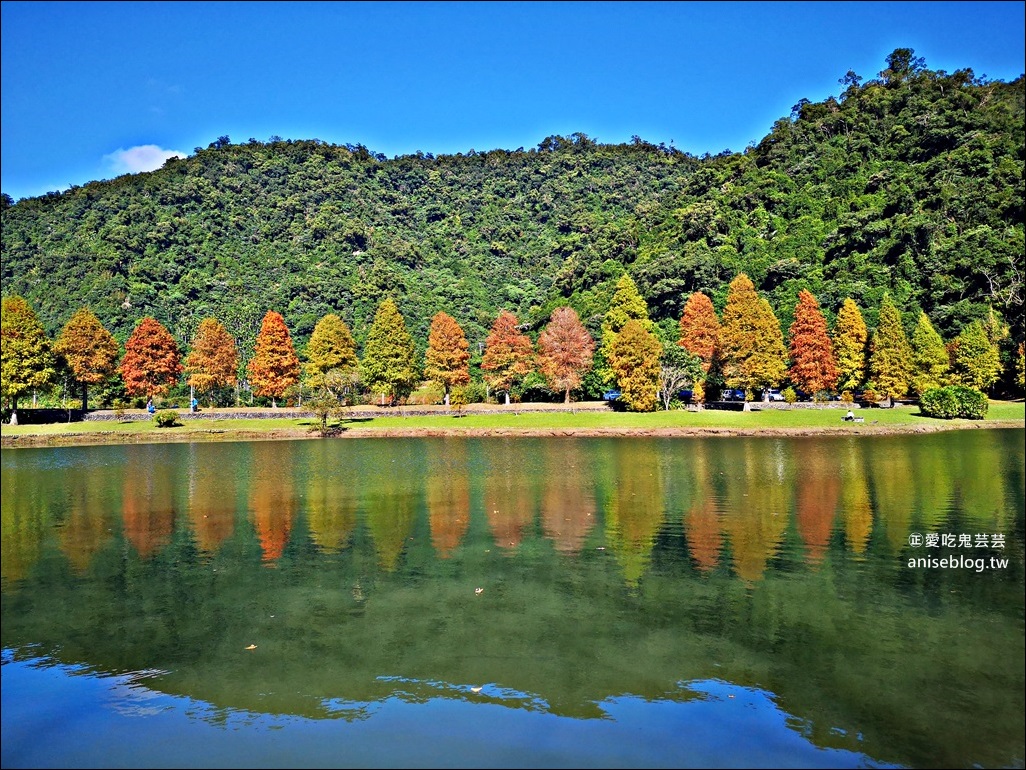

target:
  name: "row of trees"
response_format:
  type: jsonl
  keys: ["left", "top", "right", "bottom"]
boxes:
{"left": 679, "top": 274, "right": 1015, "bottom": 407}
{"left": 0, "top": 292, "right": 596, "bottom": 420}
{"left": 5, "top": 271, "right": 1022, "bottom": 421}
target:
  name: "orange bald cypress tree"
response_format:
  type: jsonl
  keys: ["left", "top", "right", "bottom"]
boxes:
{"left": 56, "top": 307, "right": 121, "bottom": 409}
{"left": 788, "top": 289, "right": 838, "bottom": 399}
{"left": 120, "top": 317, "right": 182, "bottom": 398}
{"left": 247, "top": 310, "right": 300, "bottom": 407}
{"left": 679, "top": 291, "right": 720, "bottom": 403}
{"left": 424, "top": 311, "right": 471, "bottom": 405}
{"left": 679, "top": 291, "right": 720, "bottom": 373}
{"left": 184, "top": 318, "right": 239, "bottom": 403}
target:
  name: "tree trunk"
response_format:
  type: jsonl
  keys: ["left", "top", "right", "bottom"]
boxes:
{"left": 504, "top": 391, "right": 510, "bottom": 406}
{"left": 564, "top": 388, "right": 571, "bottom": 404}
{"left": 10, "top": 396, "right": 18, "bottom": 426}
{"left": 81, "top": 383, "right": 89, "bottom": 411}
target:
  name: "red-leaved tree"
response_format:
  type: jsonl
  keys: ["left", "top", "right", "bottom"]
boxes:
{"left": 120, "top": 317, "right": 183, "bottom": 399}
{"left": 537, "top": 306, "right": 595, "bottom": 403}
{"left": 481, "top": 310, "right": 534, "bottom": 405}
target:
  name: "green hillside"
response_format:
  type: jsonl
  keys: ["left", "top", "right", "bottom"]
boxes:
{"left": 2, "top": 50, "right": 1023, "bottom": 367}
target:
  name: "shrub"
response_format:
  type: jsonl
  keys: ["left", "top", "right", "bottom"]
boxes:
{"left": 462, "top": 381, "right": 488, "bottom": 404}
{"left": 153, "top": 409, "right": 180, "bottom": 428}
{"left": 782, "top": 387, "right": 798, "bottom": 404}
{"left": 919, "top": 386, "right": 988, "bottom": 420}
{"left": 919, "top": 387, "right": 958, "bottom": 418}
{"left": 449, "top": 386, "right": 469, "bottom": 416}
{"left": 840, "top": 390, "right": 854, "bottom": 403}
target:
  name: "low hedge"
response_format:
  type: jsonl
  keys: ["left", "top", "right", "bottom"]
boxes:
{"left": 919, "top": 386, "right": 988, "bottom": 420}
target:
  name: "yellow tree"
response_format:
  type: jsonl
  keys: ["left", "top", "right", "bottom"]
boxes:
{"left": 609, "top": 319, "right": 662, "bottom": 412}
{"left": 537, "top": 306, "right": 595, "bottom": 403}
{"left": 950, "top": 320, "right": 1002, "bottom": 392}
{"left": 360, "top": 298, "right": 419, "bottom": 405}
{"left": 184, "top": 318, "right": 238, "bottom": 405}
{"left": 424, "top": 311, "right": 471, "bottom": 405}
{"left": 718, "top": 274, "right": 786, "bottom": 397}
{"left": 1, "top": 295, "right": 58, "bottom": 421}
{"left": 833, "top": 298, "right": 869, "bottom": 393}
{"left": 247, "top": 311, "right": 300, "bottom": 407}
{"left": 55, "top": 307, "right": 120, "bottom": 409}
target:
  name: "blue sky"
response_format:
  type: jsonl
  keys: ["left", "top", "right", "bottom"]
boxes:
{"left": 2, "top": 1, "right": 1024, "bottom": 202}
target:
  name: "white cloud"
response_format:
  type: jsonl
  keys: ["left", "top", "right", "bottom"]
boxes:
{"left": 102, "top": 144, "right": 187, "bottom": 176}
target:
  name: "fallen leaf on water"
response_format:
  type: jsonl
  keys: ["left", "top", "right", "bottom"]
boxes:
{"left": 245, "top": 644, "right": 257, "bottom": 650}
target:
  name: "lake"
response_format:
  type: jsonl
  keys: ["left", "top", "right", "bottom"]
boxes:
{"left": 2, "top": 431, "right": 1023, "bottom": 768}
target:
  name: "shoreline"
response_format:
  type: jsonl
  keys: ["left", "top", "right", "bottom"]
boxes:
{"left": 3, "top": 417, "right": 1023, "bottom": 449}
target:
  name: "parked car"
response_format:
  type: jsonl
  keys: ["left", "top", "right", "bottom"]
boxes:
{"left": 677, "top": 389, "right": 694, "bottom": 402}
{"left": 719, "top": 388, "right": 746, "bottom": 401}
{"left": 602, "top": 389, "right": 622, "bottom": 401}
{"left": 762, "top": 388, "right": 785, "bottom": 402}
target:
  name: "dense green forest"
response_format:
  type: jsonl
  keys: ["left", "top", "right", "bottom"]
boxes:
{"left": 2, "top": 49, "right": 1023, "bottom": 391}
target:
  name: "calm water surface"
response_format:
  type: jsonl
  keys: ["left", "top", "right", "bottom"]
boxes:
{"left": 2, "top": 431, "right": 1024, "bottom": 769}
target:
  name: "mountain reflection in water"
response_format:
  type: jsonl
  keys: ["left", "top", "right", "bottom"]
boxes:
{"left": 2, "top": 432, "right": 1023, "bottom": 769}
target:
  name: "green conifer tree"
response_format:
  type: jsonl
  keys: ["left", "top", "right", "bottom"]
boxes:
{"left": 361, "top": 298, "right": 419, "bottom": 405}
{"left": 599, "top": 274, "right": 652, "bottom": 385}
{"left": 304, "top": 314, "right": 358, "bottom": 391}
{"left": 868, "top": 294, "right": 913, "bottom": 403}
{"left": 951, "top": 320, "right": 1002, "bottom": 392}
{"left": 909, "top": 311, "right": 949, "bottom": 395}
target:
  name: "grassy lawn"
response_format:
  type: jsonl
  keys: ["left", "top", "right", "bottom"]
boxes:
{"left": 2, "top": 401, "right": 1022, "bottom": 443}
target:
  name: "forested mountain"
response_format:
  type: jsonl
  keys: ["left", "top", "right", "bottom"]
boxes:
{"left": 2, "top": 50, "right": 1023, "bottom": 365}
